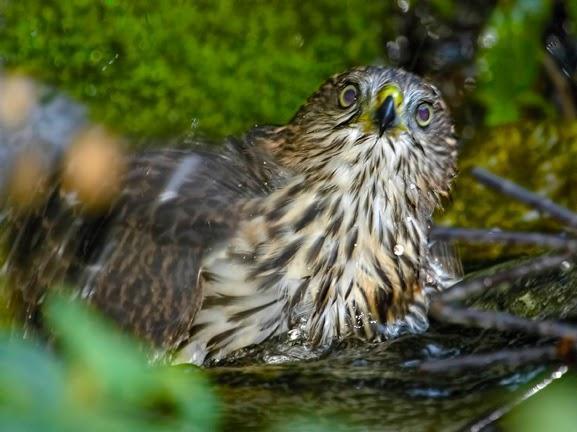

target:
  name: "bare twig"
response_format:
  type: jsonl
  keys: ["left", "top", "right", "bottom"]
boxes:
{"left": 471, "top": 167, "right": 577, "bottom": 230}
{"left": 543, "top": 53, "right": 577, "bottom": 120}
{"left": 430, "top": 302, "right": 577, "bottom": 341}
{"left": 436, "top": 253, "right": 571, "bottom": 303}
{"left": 430, "top": 253, "right": 577, "bottom": 361}
{"left": 425, "top": 169, "right": 577, "bottom": 383}
{"left": 431, "top": 226, "right": 577, "bottom": 252}
{"left": 464, "top": 365, "right": 569, "bottom": 432}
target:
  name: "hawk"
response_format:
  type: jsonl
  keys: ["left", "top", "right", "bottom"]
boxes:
{"left": 2, "top": 66, "right": 459, "bottom": 365}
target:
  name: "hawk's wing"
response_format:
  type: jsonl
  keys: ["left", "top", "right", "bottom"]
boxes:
{"left": 4, "top": 140, "right": 283, "bottom": 350}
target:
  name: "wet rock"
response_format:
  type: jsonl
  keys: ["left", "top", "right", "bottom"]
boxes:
{"left": 440, "top": 120, "right": 577, "bottom": 261}
{"left": 209, "top": 256, "right": 577, "bottom": 431}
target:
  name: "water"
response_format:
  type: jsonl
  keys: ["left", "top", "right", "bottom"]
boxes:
{"left": 199, "top": 256, "right": 577, "bottom": 430}
{"left": 208, "top": 329, "right": 557, "bottom": 430}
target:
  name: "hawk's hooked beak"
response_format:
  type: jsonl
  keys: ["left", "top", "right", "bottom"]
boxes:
{"left": 373, "top": 85, "right": 404, "bottom": 137}
{"left": 375, "top": 95, "right": 396, "bottom": 137}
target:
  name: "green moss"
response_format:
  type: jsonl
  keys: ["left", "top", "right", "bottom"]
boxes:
{"left": 0, "top": 0, "right": 391, "bottom": 140}
{"left": 440, "top": 120, "right": 577, "bottom": 260}
{"left": 443, "top": 120, "right": 577, "bottom": 229}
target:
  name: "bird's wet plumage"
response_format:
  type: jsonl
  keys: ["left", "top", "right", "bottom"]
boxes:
{"left": 2, "top": 66, "right": 460, "bottom": 364}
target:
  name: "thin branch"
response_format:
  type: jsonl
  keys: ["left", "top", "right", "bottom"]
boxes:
{"left": 430, "top": 302, "right": 577, "bottom": 341}
{"left": 464, "top": 365, "right": 569, "bottom": 432}
{"left": 471, "top": 167, "right": 577, "bottom": 230}
{"left": 431, "top": 226, "right": 577, "bottom": 251}
{"left": 543, "top": 53, "right": 577, "bottom": 120}
{"left": 436, "top": 253, "right": 571, "bottom": 303}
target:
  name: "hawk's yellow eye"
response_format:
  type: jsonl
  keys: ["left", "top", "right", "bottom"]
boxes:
{"left": 415, "top": 103, "right": 433, "bottom": 127}
{"left": 338, "top": 84, "right": 358, "bottom": 108}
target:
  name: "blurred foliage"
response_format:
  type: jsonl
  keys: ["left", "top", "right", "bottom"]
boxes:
{"left": 0, "top": 296, "right": 219, "bottom": 431}
{"left": 442, "top": 120, "right": 577, "bottom": 230}
{"left": 502, "top": 372, "right": 577, "bottom": 432}
{"left": 567, "top": 1, "right": 577, "bottom": 33}
{"left": 0, "top": 0, "right": 390, "bottom": 139}
{"left": 440, "top": 120, "right": 577, "bottom": 260}
{"left": 476, "top": 0, "right": 554, "bottom": 125}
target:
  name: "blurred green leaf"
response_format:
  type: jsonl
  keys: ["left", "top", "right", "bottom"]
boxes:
{"left": 476, "top": 0, "right": 552, "bottom": 126}
{"left": 502, "top": 372, "right": 577, "bottom": 432}
{"left": 0, "top": 296, "right": 219, "bottom": 432}
{"left": 0, "top": 335, "right": 65, "bottom": 411}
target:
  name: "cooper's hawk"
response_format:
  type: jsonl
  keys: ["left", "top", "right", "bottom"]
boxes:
{"left": 2, "top": 66, "right": 460, "bottom": 365}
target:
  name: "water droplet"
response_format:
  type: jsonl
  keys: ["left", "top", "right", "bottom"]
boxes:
{"left": 480, "top": 30, "right": 497, "bottom": 49}
{"left": 464, "top": 76, "right": 476, "bottom": 91}
{"left": 293, "top": 33, "right": 304, "bottom": 48}
{"left": 409, "top": 183, "right": 416, "bottom": 190}
{"left": 553, "top": 365, "right": 568, "bottom": 378}
{"left": 397, "top": 0, "right": 410, "bottom": 13}
{"left": 561, "top": 260, "right": 572, "bottom": 271}
{"left": 393, "top": 244, "right": 404, "bottom": 256}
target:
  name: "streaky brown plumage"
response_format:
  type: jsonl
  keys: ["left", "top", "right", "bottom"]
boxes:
{"left": 2, "top": 66, "right": 461, "bottom": 364}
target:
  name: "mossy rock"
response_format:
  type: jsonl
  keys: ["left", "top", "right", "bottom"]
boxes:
{"left": 0, "top": 0, "right": 392, "bottom": 140}
{"left": 439, "top": 120, "right": 577, "bottom": 260}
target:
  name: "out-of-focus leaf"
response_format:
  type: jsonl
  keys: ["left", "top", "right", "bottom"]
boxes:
{"left": 46, "top": 296, "right": 149, "bottom": 397}
{"left": 0, "top": 297, "right": 218, "bottom": 431}
{"left": 0, "top": 334, "right": 65, "bottom": 410}
{"left": 502, "top": 372, "right": 577, "bottom": 432}
{"left": 476, "top": 0, "right": 552, "bottom": 125}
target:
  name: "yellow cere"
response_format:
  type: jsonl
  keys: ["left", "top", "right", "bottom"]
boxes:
{"left": 359, "top": 84, "right": 406, "bottom": 134}
{"left": 375, "top": 84, "right": 404, "bottom": 109}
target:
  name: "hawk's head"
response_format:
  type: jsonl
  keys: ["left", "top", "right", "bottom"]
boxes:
{"left": 270, "top": 66, "right": 458, "bottom": 206}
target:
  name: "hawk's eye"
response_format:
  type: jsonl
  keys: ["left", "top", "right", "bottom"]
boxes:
{"left": 415, "top": 103, "right": 433, "bottom": 127}
{"left": 338, "top": 84, "right": 358, "bottom": 108}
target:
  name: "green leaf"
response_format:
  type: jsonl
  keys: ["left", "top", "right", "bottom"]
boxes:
{"left": 475, "top": 0, "right": 553, "bottom": 126}
{"left": 502, "top": 373, "right": 577, "bottom": 432}
{"left": 0, "top": 297, "right": 218, "bottom": 431}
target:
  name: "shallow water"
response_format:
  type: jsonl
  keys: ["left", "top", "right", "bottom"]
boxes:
{"left": 209, "top": 333, "right": 552, "bottom": 430}
{"left": 205, "top": 258, "right": 577, "bottom": 431}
